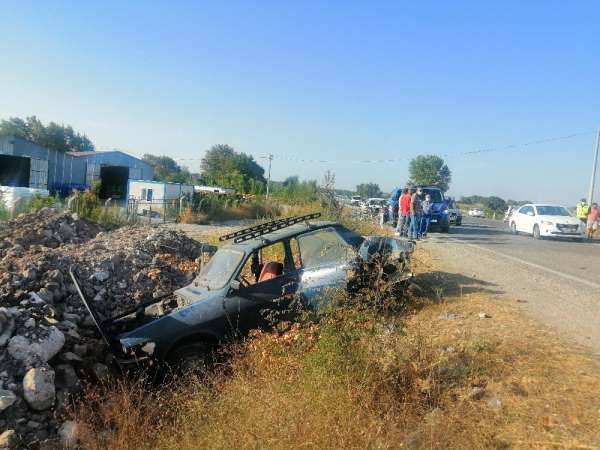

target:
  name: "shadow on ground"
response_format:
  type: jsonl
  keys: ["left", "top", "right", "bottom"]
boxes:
{"left": 412, "top": 270, "right": 504, "bottom": 299}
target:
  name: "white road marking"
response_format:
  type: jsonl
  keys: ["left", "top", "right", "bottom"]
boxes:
{"left": 445, "top": 239, "right": 600, "bottom": 290}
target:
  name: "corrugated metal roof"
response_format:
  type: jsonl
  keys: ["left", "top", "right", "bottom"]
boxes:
{"left": 65, "top": 151, "right": 97, "bottom": 156}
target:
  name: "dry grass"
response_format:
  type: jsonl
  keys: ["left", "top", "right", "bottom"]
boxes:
{"left": 72, "top": 240, "right": 600, "bottom": 450}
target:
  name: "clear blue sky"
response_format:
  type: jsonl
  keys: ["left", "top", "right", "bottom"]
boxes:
{"left": 2, "top": 1, "right": 599, "bottom": 204}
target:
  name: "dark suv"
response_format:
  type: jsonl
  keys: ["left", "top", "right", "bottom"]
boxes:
{"left": 71, "top": 214, "right": 414, "bottom": 370}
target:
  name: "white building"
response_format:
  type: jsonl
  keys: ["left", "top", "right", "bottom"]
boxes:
{"left": 128, "top": 180, "right": 194, "bottom": 217}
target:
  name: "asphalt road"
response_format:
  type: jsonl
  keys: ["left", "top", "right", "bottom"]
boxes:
{"left": 421, "top": 217, "right": 600, "bottom": 354}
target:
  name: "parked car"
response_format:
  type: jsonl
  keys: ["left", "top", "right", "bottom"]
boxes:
{"left": 361, "top": 197, "right": 386, "bottom": 213}
{"left": 468, "top": 208, "right": 485, "bottom": 218}
{"left": 350, "top": 195, "right": 362, "bottom": 206}
{"left": 421, "top": 186, "right": 450, "bottom": 232}
{"left": 509, "top": 204, "right": 584, "bottom": 239}
{"left": 70, "top": 213, "right": 415, "bottom": 371}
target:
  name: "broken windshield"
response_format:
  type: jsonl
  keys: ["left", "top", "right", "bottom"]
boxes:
{"left": 195, "top": 248, "right": 244, "bottom": 290}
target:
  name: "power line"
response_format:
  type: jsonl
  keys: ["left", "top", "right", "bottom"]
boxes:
{"left": 168, "top": 130, "right": 593, "bottom": 165}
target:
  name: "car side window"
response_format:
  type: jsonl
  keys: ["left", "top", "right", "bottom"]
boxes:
{"left": 238, "top": 242, "right": 287, "bottom": 287}
{"left": 289, "top": 238, "right": 302, "bottom": 269}
{"left": 297, "top": 228, "right": 355, "bottom": 270}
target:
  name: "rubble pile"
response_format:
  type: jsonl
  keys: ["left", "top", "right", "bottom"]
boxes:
{"left": 0, "top": 208, "right": 204, "bottom": 448}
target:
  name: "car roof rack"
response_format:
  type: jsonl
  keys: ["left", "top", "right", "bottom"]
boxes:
{"left": 219, "top": 212, "right": 322, "bottom": 244}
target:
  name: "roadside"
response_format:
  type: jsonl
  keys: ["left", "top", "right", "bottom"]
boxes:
{"left": 421, "top": 221, "right": 600, "bottom": 355}
{"left": 71, "top": 240, "right": 600, "bottom": 449}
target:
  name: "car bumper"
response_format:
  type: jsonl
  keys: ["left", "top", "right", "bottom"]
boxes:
{"left": 540, "top": 228, "right": 584, "bottom": 237}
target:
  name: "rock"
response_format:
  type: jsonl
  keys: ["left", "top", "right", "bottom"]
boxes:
{"left": 7, "top": 327, "right": 65, "bottom": 363}
{"left": 73, "top": 344, "right": 87, "bottom": 357}
{"left": 0, "top": 389, "right": 17, "bottom": 412}
{"left": 93, "top": 271, "right": 110, "bottom": 283}
{"left": 58, "top": 223, "right": 75, "bottom": 240}
{"left": 478, "top": 312, "right": 491, "bottom": 319}
{"left": 23, "top": 367, "right": 55, "bottom": 411}
{"left": 36, "top": 287, "right": 55, "bottom": 303}
{"left": 0, "top": 430, "right": 17, "bottom": 449}
{"left": 469, "top": 386, "right": 486, "bottom": 400}
{"left": 91, "top": 363, "right": 110, "bottom": 382}
{"left": 59, "top": 352, "right": 83, "bottom": 363}
{"left": 55, "top": 364, "right": 81, "bottom": 393}
{"left": 62, "top": 313, "right": 81, "bottom": 323}
{"left": 24, "top": 318, "right": 36, "bottom": 328}
{"left": 28, "top": 292, "right": 46, "bottom": 305}
{"left": 58, "top": 421, "right": 78, "bottom": 448}
{"left": 0, "top": 307, "right": 15, "bottom": 347}
{"left": 444, "top": 346, "right": 456, "bottom": 353}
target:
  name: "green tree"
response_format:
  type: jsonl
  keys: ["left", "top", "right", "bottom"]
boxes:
{"left": 356, "top": 182, "right": 383, "bottom": 198}
{"left": 142, "top": 154, "right": 199, "bottom": 184}
{"left": 408, "top": 155, "right": 452, "bottom": 192}
{"left": 484, "top": 196, "right": 507, "bottom": 213}
{"left": 0, "top": 116, "right": 94, "bottom": 152}
{"left": 201, "top": 144, "right": 265, "bottom": 193}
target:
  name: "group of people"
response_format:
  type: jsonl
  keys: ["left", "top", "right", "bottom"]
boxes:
{"left": 576, "top": 199, "right": 599, "bottom": 239}
{"left": 389, "top": 186, "right": 432, "bottom": 240}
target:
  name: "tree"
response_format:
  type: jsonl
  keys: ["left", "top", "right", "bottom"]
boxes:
{"left": 408, "top": 155, "right": 451, "bottom": 192}
{"left": 142, "top": 154, "right": 200, "bottom": 184}
{"left": 0, "top": 116, "right": 94, "bottom": 152}
{"left": 356, "top": 182, "right": 383, "bottom": 198}
{"left": 484, "top": 196, "right": 506, "bottom": 213}
{"left": 201, "top": 144, "right": 265, "bottom": 193}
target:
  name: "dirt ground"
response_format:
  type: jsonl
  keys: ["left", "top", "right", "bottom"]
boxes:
{"left": 409, "top": 246, "right": 600, "bottom": 449}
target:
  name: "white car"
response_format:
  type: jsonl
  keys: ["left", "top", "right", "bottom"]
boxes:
{"left": 468, "top": 208, "right": 485, "bottom": 218}
{"left": 361, "top": 198, "right": 386, "bottom": 212}
{"left": 509, "top": 204, "right": 584, "bottom": 239}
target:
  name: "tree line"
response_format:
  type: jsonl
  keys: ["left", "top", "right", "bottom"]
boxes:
{"left": 0, "top": 116, "right": 95, "bottom": 152}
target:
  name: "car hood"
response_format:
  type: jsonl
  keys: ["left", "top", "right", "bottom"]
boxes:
{"left": 539, "top": 215, "right": 580, "bottom": 225}
{"left": 430, "top": 202, "right": 447, "bottom": 213}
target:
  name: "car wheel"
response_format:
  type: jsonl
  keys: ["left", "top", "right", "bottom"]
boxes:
{"left": 167, "top": 342, "right": 212, "bottom": 374}
{"left": 456, "top": 219, "right": 462, "bottom": 226}
{"left": 533, "top": 224, "right": 541, "bottom": 239}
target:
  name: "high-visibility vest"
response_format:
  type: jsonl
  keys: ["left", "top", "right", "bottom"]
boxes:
{"left": 577, "top": 202, "right": 590, "bottom": 219}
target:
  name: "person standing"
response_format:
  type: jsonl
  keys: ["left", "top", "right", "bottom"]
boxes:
{"left": 587, "top": 203, "right": 599, "bottom": 239}
{"left": 576, "top": 198, "right": 590, "bottom": 226}
{"left": 409, "top": 186, "right": 423, "bottom": 240}
{"left": 396, "top": 188, "right": 411, "bottom": 236}
{"left": 420, "top": 194, "right": 432, "bottom": 237}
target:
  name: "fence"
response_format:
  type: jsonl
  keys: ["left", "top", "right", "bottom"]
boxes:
{"left": 127, "top": 198, "right": 186, "bottom": 224}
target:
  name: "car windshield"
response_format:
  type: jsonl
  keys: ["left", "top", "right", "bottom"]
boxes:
{"left": 536, "top": 206, "right": 570, "bottom": 216}
{"left": 194, "top": 248, "right": 244, "bottom": 290}
{"left": 422, "top": 189, "right": 444, "bottom": 203}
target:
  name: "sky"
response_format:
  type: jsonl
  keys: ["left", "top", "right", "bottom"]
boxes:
{"left": 1, "top": 1, "right": 599, "bottom": 204}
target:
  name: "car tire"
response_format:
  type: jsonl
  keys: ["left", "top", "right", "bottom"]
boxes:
{"left": 456, "top": 219, "right": 462, "bottom": 226}
{"left": 167, "top": 342, "right": 212, "bottom": 374}
{"left": 440, "top": 223, "right": 450, "bottom": 233}
{"left": 533, "top": 224, "right": 541, "bottom": 240}
{"left": 510, "top": 222, "right": 517, "bottom": 234}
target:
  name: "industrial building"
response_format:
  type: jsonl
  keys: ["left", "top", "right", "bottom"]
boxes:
{"left": 0, "top": 136, "right": 153, "bottom": 199}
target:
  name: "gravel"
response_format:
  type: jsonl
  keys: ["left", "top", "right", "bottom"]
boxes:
{"left": 0, "top": 208, "right": 204, "bottom": 446}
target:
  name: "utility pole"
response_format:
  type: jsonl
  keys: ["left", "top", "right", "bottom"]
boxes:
{"left": 588, "top": 128, "right": 600, "bottom": 204}
{"left": 262, "top": 154, "right": 273, "bottom": 200}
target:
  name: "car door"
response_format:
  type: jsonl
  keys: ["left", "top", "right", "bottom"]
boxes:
{"left": 224, "top": 241, "right": 298, "bottom": 335}
{"left": 294, "top": 227, "right": 356, "bottom": 309}
{"left": 517, "top": 206, "right": 534, "bottom": 233}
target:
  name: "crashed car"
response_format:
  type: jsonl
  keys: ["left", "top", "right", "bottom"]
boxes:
{"left": 70, "top": 213, "right": 414, "bottom": 370}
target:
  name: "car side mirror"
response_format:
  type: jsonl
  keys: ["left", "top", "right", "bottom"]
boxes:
{"left": 230, "top": 280, "right": 241, "bottom": 291}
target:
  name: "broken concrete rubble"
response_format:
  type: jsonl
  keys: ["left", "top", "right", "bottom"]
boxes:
{"left": 0, "top": 208, "right": 204, "bottom": 447}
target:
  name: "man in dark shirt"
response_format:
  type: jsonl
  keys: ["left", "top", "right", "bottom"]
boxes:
{"left": 409, "top": 186, "right": 423, "bottom": 239}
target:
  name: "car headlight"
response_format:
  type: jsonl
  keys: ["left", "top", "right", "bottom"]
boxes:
{"left": 442, "top": 209, "right": 449, "bottom": 215}
{"left": 540, "top": 220, "right": 554, "bottom": 225}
